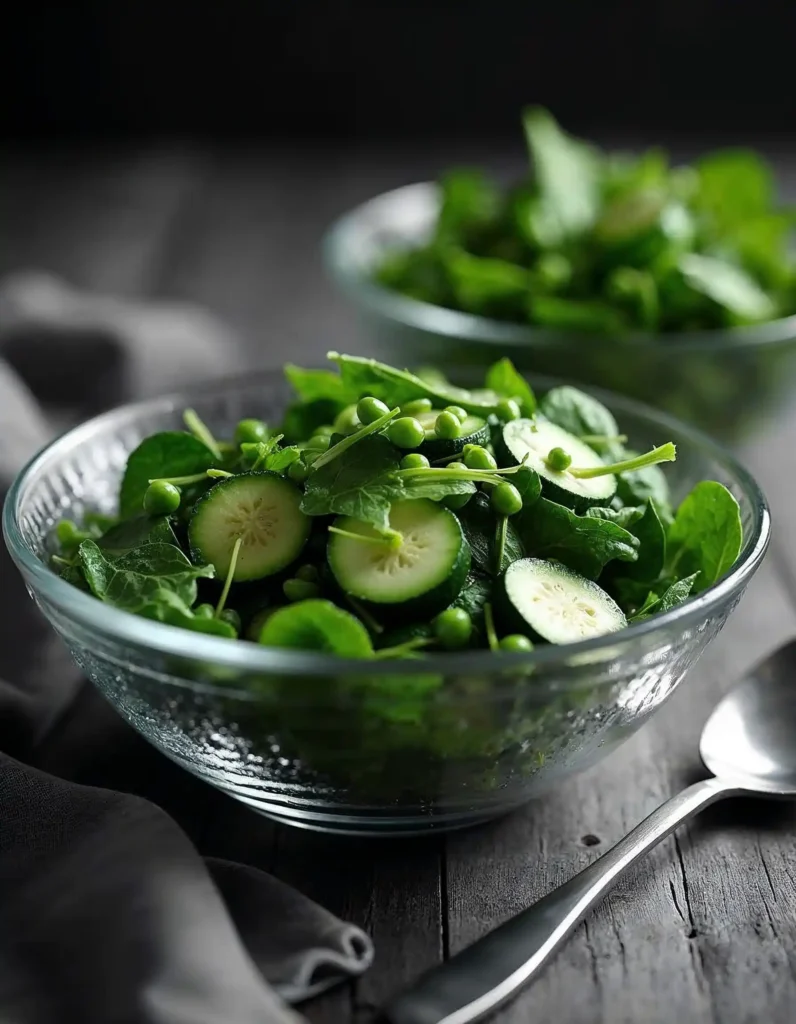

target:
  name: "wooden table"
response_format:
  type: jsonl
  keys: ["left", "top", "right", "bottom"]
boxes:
{"left": 3, "top": 146, "right": 796, "bottom": 1024}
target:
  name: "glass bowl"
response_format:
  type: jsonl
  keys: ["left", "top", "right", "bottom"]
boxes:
{"left": 3, "top": 371, "right": 770, "bottom": 836}
{"left": 325, "top": 182, "right": 796, "bottom": 442}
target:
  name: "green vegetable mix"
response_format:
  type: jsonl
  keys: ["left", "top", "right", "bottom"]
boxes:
{"left": 51, "top": 352, "right": 743, "bottom": 659}
{"left": 373, "top": 108, "right": 796, "bottom": 333}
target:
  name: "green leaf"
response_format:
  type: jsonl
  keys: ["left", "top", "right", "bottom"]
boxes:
{"left": 281, "top": 399, "right": 345, "bottom": 444}
{"left": 667, "top": 481, "right": 743, "bottom": 593}
{"left": 327, "top": 352, "right": 505, "bottom": 415}
{"left": 259, "top": 599, "right": 374, "bottom": 657}
{"left": 119, "top": 432, "right": 215, "bottom": 518}
{"left": 585, "top": 505, "right": 644, "bottom": 528}
{"left": 139, "top": 589, "right": 237, "bottom": 637}
{"left": 516, "top": 497, "right": 639, "bottom": 579}
{"left": 284, "top": 365, "right": 355, "bottom": 404}
{"left": 96, "top": 515, "right": 178, "bottom": 557}
{"left": 458, "top": 493, "right": 525, "bottom": 576}
{"left": 540, "top": 385, "right": 624, "bottom": 459}
{"left": 615, "top": 452, "right": 672, "bottom": 518}
{"left": 441, "top": 248, "right": 530, "bottom": 318}
{"left": 529, "top": 296, "right": 625, "bottom": 333}
{"left": 436, "top": 169, "right": 501, "bottom": 246}
{"left": 678, "top": 253, "right": 776, "bottom": 323}
{"left": 658, "top": 573, "right": 700, "bottom": 612}
{"left": 725, "top": 212, "right": 796, "bottom": 291}
{"left": 622, "top": 499, "right": 666, "bottom": 582}
{"left": 485, "top": 358, "right": 537, "bottom": 417}
{"left": 79, "top": 540, "right": 214, "bottom": 612}
{"left": 522, "top": 106, "right": 601, "bottom": 243}
{"left": 695, "top": 150, "right": 773, "bottom": 228}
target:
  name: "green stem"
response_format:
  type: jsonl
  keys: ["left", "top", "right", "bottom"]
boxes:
{"left": 483, "top": 603, "right": 499, "bottom": 653}
{"left": 207, "top": 469, "right": 234, "bottom": 479}
{"left": 184, "top": 408, "right": 223, "bottom": 462}
{"left": 215, "top": 536, "right": 242, "bottom": 617}
{"left": 328, "top": 525, "right": 402, "bottom": 549}
{"left": 494, "top": 515, "right": 508, "bottom": 576}
{"left": 344, "top": 594, "right": 384, "bottom": 635}
{"left": 392, "top": 460, "right": 527, "bottom": 487}
{"left": 148, "top": 472, "right": 209, "bottom": 486}
{"left": 52, "top": 554, "right": 78, "bottom": 568}
{"left": 374, "top": 637, "right": 431, "bottom": 659}
{"left": 311, "top": 408, "right": 400, "bottom": 471}
{"left": 569, "top": 442, "right": 676, "bottom": 479}
{"left": 578, "top": 433, "right": 628, "bottom": 445}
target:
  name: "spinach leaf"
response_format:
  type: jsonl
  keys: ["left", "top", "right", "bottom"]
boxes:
{"left": 628, "top": 573, "right": 699, "bottom": 622}
{"left": 529, "top": 296, "right": 625, "bottom": 333}
{"left": 622, "top": 499, "right": 666, "bottom": 581}
{"left": 695, "top": 150, "right": 773, "bottom": 229}
{"left": 327, "top": 352, "right": 505, "bottom": 415}
{"left": 300, "top": 435, "right": 402, "bottom": 532}
{"left": 97, "top": 515, "right": 178, "bottom": 557}
{"left": 79, "top": 540, "right": 214, "bottom": 612}
{"left": 678, "top": 253, "right": 776, "bottom": 323}
{"left": 585, "top": 505, "right": 644, "bottom": 528}
{"left": 517, "top": 497, "right": 639, "bottom": 579}
{"left": 281, "top": 400, "right": 345, "bottom": 443}
{"left": 139, "top": 589, "right": 237, "bottom": 637}
{"left": 259, "top": 599, "right": 374, "bottom": 656}
{"left": 436, "top": 169, "right": 501, "bottom": 246}
{"left": 666, "top": 481, "right": 743, "bottom": 593}
{"left": 540, "top": 385, "right": 624, "bottom": 458}
{"left": 522, "top": 106, "right": 601, "bottom": 243}
{"left": 458, "top": 493, "right": 524, "bottom": 576}
{"left": 615, "top": 452, "right": 672, "bottom": 517}
{"left": 284, "top": 365, "right": 355, "bottom": 404}
{"left": 120, "top": 432, "right": 215, "bottom": 518}
{"left": 485, "top": 358, "right": 537, "bottom": 417}
{"left": 441, "top": 248, "right": 530, "bottom": 319}
{"left": 301, "top": 434, "right": 479, "bottom": 533}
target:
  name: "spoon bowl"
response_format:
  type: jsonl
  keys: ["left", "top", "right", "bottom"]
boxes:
{"left": 700, "top": 640, "right": 796, "bottom": 796}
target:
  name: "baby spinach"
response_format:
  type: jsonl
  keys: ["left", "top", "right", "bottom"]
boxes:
{"left": 666, "top": 481, "right": 743, "bottom": 593}
{"left": 485, "top": 358, "right": 537, "bottom": 417}
{"left": 79, "top": 540, "right": 214, "bottom": 613}
{"left": 585, "top": 505, "right": 644, "bottom": 528}
{"left": 459, "top": 493, "right": 525, "bottom": 576}
{"left": 540, "top": 386, "right": 625, "bottom": 459}
{"left": 621, "top": 500, "right": 666, "bottom": 582}
{"left": 119, "top": 432, "right": 216, "bottom": 518}
{"left": 615, "top": 454, "right": 672, "bottom": 518}
{"left": 629, "top": 573, "right": 700, "bottom": 622}
{"left": 96, "top": 515, "right": 178, "bottom": 556}
{"left": 259, "top": 599, "right": 375, "bottom": 657}
{"left": 517, "top": 497, "right": 639, "bottom": 579}
{"left": 139, "top": 589, "right": 238, "bottom": 637}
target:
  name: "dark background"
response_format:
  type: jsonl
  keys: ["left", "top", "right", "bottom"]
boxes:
{"left": 2, "top": 0, "right": 794, "bottom": 145}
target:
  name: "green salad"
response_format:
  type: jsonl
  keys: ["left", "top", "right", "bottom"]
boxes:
{"left": 374, "top": 108, "right": 796, "bottom": 333}
{"left": 51, "top": 353, "right": 743, "bottom": 657}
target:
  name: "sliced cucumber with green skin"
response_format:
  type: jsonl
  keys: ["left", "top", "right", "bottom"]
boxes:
{"left": 189, "top": 472, "right": 310, "bottom": 582}
{"left": 328, "top": 498, "right": 471, "bottom": 619}
{"left": 500, "top": 557, "right": 626, "bottom": 644}
{"left": 417, "top": 410, "right": 490, "bottom": 460}
{"left": 500, "top": 417, "right": 616, "bottom": 509}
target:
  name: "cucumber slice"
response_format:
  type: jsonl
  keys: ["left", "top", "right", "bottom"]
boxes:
{"left": 418, "top": 410, "right": 490, "bottom": 460}
{"left": 500, "top": 558, "right": 626, "bottom": 644}
{"left": 189, "top": 472, "right": 310, "bottom": 582}
{"left": 501, "top": 417, "right": 616, "bottom": 509}
{"left": 328, "top": 498, "right": 470, "bottom": 618}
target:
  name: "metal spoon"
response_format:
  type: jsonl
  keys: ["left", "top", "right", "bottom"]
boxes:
{"left": 382, "top": 641, "right": 796, "bottom": 1024}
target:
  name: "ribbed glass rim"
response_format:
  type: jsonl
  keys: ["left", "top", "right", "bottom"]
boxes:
{"left": 3, "top": 369, "right": 770, "bottom": 681}
{"left": 324, "top": 181, "right": 796, "bottom": 353}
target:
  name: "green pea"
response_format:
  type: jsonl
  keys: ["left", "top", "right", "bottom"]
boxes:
{"left": 283, "top": 578, "right": 320, "bottom": 602}
{"left": 333, "top": 404, "right": 361, "bottom": 435}
{"left": 401, "top": 398, "right": 433, "bottom": 417}
{"left": 388, "top": 416, "right": 425, "bottom": 449}
{"left": 435, "top": 411, "right": 461, "bottom": 440}
{"left": 444, "top": 405, "right": 468, "bottom": 424}
{"left": 546, "top": 446, "right": 572, "bottom": 472}
{"left": 447, "top": 461, "right": 468, "bottom": 473}
{"left": 234, "top": 418, "right": 269, "bottom": 446}
{"left": 433, "top": 607, "right": 472, "bottom": 649}
{"left": 357, "top": 396, "right": 391, "bottom": 425}
{"left": 443, "top": 461, "right": 472, "bottom": 509}
{"left": 491, "top": 481, "right": 523, "bottom": 516}
{"left": 306, "top": 434, "right": 331, "bottom": 452}
{"left": 55, "top": 519, "right": 90, "bottom": 550}
{"left": 219, "top": 608, "right": 242, "bottom": 634}
{"left": 296, "top": 564, "right": 319, "bottom": 583}
{"left": 288, "top": 460, "right": 309, "bottom": 484}
{"left": 499, "top": 634, "right": 534, "bottom": 653}
{"left": 496, "top": 398, "right": 521, "bottom": 422}
{"left": 194, "top": 603, "right": 215, "bottom": 619}
{"left": 400, "top": 452, "right": 430, "bottom": 470}
{"left": 463, "top": 444, "right": 497, "bottom": 471}
{"left": 143, "top": 481, "right": 181, "bottom": 515}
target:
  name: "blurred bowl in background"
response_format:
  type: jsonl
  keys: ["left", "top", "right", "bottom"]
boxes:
{"left": 325, "top": 182, "right": 796, "bottom": 442}
{"left": 4, "top": 372, "right": 769, "bottom": 836}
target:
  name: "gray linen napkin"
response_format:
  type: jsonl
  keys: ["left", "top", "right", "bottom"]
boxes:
{"left": 0, "top": 272, "right": 374, "bottom": 1024}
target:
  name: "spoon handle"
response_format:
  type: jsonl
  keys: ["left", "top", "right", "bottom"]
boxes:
{"left": 382, "top": 777, "right": 740, "bottom": 1024}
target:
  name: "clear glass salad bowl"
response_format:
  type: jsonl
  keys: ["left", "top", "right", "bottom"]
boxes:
{"left": 325, "top": 182, "right": 796, "bottom": 442}
{"left": 3, "top": 371, "right": 770, "bottom": 836}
